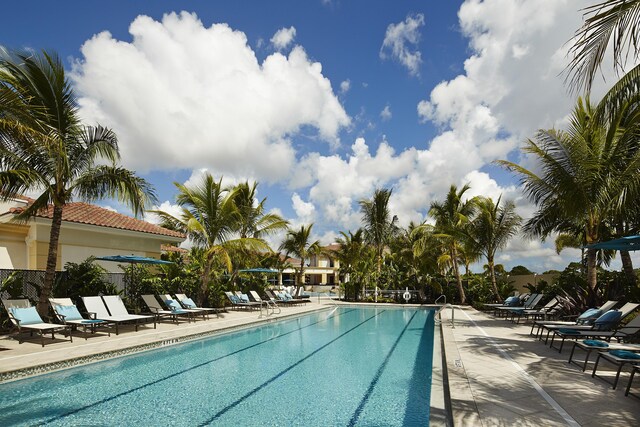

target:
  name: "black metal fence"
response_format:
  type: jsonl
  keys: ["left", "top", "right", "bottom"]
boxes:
{"left": 0, "top": 269, "right": 126, "bottom": 301}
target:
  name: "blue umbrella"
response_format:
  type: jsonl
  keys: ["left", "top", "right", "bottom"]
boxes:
{"left": 96, "top": 255, "right": 173, "bottom": 265}
{"left": 238, "top": 268, "right": 279, "bottom": 273}
{"left": 585, "top": 236, "right": 640, "bottom": 251}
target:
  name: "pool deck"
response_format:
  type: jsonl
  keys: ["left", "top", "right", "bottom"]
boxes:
{"left": 1, "top": 302, "right": 639, "bottom": 426}
{"left": 439, "top": 305, "right": 640, "bottom": 426}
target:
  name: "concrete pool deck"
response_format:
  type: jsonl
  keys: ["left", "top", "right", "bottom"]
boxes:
{"left": 1, "top": 302, "right": 638, "bottom": 426}
{"left": 439, "top": 305, "right": 640, "bottom": 426}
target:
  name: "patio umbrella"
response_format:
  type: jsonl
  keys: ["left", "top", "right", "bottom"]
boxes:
{"left": 584, "top": 236, "right": 640, "bottom": 251}
{"left": 238, "top": 268, "right": 279, "bottom": 273}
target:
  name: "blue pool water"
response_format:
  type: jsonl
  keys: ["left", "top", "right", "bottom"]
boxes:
{"left": 0, "top": 306, "right": 435, "bottom": 426}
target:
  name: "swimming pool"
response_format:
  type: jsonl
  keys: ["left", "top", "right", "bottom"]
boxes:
{"left": 0, "top": 306, "right": 435, "bottom": 426}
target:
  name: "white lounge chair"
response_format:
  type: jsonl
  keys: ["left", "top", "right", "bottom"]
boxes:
{"left": 2, "top": 299, "right": 72, "bottom": 347}
{"left": 82, "top": 295, "right": 156, "bottom": 335}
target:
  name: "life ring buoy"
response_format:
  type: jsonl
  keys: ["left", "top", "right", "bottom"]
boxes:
{"left": 403, "top": 291, "right": 411, "bottom": 301}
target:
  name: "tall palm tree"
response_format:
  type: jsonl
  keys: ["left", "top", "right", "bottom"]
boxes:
{"left": 232, "top": 181, "right": 288, "bottom": 239}
{"left": 152, "top": 174, "right": 268, "bottom": 304}
{"left": 428, "top": 184, "right": 476, "bottom": 304}
{"left": 279, "top": 224, "right": 322, "bottom": 293}
{"left": 0, "top": 49, "right": 155, "bottom": 315}
{"left": 359, "top": 188, "right": 398, "bottom": 279}
{"left": 467, "top": 196, "right": 522, "bottom": 299}
{"left": 497, "top": 96, "right": 640, "bottom": 293}
{"left": 566, "top": 0, "right": 640, "bottom": 94}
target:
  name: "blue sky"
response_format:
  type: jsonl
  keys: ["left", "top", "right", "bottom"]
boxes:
{"left": 5, "top": 0, "right": 629, "bottom": 273}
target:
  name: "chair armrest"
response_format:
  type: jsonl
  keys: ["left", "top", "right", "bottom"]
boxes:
{"left": 87, "top": 311, "right": 98, "bottom": 319}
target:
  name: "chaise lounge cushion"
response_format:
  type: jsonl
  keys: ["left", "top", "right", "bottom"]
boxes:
{"left": 504, "top": 296, "right": 520, "bottom": 306}
{"left": 577, "top": 308, "right": 602, "bottom": 321}
{"left": 609, "top": 350, "right": 640, "bottom": 360}
{"left": 165, "top": 300, "right": 184, "bottom": 312}
{"left": 558, "top": 328, "right": 581, "bottom": 335}
{"left": 593, "top": 310, "right": 622, "bottom": 330}
{"left": 10, "top": 307, "right": 43, "bottom": 325}
{"left": 181, "top": 298, "right": 196, "bottom": 308}
{"left": 55, "top": 304, "right": 84, "bottom": 321}
{"left": 583, "top": 339, "right": 608, "bottom": 347}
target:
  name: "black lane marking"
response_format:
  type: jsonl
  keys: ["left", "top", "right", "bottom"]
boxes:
{"left": 199, "top": 310, "right": 387, "bottom": 426}
{"left": 41, "top": 308, "right": 356, "bottom": 424}
{"left": 347, "top": 310, "right": 418, "bottom": 427}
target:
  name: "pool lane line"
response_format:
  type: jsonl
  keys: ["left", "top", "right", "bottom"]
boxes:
{"left": 458, "top": 308, "right": 580, "bottom": 427}
{"left": 347, "top": 310, "right": 418, "bottom": 427}
{"left": 199, "top": 310, "right": 387, "bottom": 426}
{"left": 39, "top": 308, "right": 356, "bottom": 425}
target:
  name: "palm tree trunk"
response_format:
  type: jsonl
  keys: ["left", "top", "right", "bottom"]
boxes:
{"left": 451, "top": 245, "right": 466, "bottom": 304}
{"left": 199, "top": 253, "right": 212, "bottom": 306}
{"left": 620, "top": 250, "right": 637, "bottom": 286}
{"left": 38, "top": 205, "right": 63, "bottom": 317}
{"left": 488, "top": 259, "right": 500, "bottom": 299}
{"left": 586, "top": 246, "right": 598, "bottom": 289}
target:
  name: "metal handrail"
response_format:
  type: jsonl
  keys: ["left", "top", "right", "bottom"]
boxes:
{"left": 435, "top": 294, "right": 446, "bottom": 305}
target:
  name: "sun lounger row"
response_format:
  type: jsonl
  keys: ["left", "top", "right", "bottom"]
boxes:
{"left": 2, "top": 293, "right": 221, "bottom": 346}
{"left": 224, "top": 289, "right": 311, "bottom": 311}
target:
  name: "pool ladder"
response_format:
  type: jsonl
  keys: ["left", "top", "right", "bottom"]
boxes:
{"left": 435, "top": 295, "right": 455, "bottom": 328}
{"left": 258, "top": 300, "right": 281, "bottom": 318}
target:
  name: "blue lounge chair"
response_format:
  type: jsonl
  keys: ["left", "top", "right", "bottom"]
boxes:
{"left": 50, "top": 297, "right": 111, "bottom": 338}
{"left": 2, "top": 299, "right": 72, "bottom": 347}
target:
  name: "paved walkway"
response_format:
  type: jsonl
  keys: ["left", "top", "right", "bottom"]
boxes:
{"left": 440, "top": 306, "right": 640, "bottom": 427}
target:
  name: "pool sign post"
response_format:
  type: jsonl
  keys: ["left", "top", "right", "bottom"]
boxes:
{"left": 403, "top": 287, "right": 411, "bottom": 303}
{"left": 374, "top": 286, "right": 379, "bottom": 303}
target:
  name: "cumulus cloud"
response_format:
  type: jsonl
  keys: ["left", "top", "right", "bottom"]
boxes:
{"left": 380, "top": 105, "right": 392, "bottom": 121}
{"left": 291, "top": 193, "right": 316, "bottom": 223}
{"left": 270, "top": 26, "right": 296, "bottom": 50}
{"left": 71, "top": 12, "right": 349, "bottom": 182}
{"left": 380, "top": 13, "right": 425, "bottom": 76}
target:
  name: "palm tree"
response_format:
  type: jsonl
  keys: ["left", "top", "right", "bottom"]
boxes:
{"left": 152, "top": 173, "right": 268, "bottom": 304}
{"left": 428, "top": 184, "right": 476, "bottom": 304}
{"left": 497, "top": 96, "right": 640, "bottom": 293}
{"left": 279, "top": 224, "right": 322, "bottom": 293}
{"left": 359, "top": 188, "right": 398, "bottom": 279}
{"left": 566, "top": 0, "right": 640, "bottom": 94}
{"left": 467, "top": 196, "right": 522, "bottom": 299}
{"left": 232, "top": 181, "right": 288, "bottom": 238}
{"left": 331, "top": 229, "right": 366, "bottom": 300}
{"left": 0, "top": 49, "right": 155, "bottom": 315}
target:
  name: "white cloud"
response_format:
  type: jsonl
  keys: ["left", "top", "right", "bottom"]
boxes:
{"left": 380, "top": 13, "right": 425, "bottom": 76}
{"left": 340, "top": 79, "right": 351, "bottom": 94}
{"left": 71, "top": 12, "right": 349, "bottom": 183}
{"left": 380, "top": 105, "right": 392, "bottom": 121}
{"left": 270, "top": 26, "right": 296, "bottom": 50}
{"left": 291, "top": 193, "right": 316, "bottom": 223}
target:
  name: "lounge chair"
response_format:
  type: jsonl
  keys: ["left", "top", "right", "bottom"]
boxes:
{"left": 274, "top": 290, "right": 308, "bottom": 305}
{"left": 224, "top": 291, "right": 260, "bottom": 310}
{"left": 568, "top": 338, "right": 640, "bottom": 372}
{"left": 511, "top": 297, "right": 564, "bottom": 324}
{"left": 499, "top": 294, "right": 545, "bottom": 321}
{"left": 483, "top": 293, "right": 530, "bottom": 311}
{"left": 625, "top": 365, "right": 640, "bottom": 397}
{"left": 530, "top": 300, "right": 621, "bottom": 338}
{"left": 592, "top": 348, "right": 640, "bottom": 389}
{"left": 141, "top": 294, "right": 192, "bottom": 323}
{"left": 49, "top": 298, "right": 111, "bottom": 338}
{"left": 160, "top": 294, "right": 210, "bottom": 320}
{"left": 2, "top": 299, "right": 72, "bottom": 347}
{"left": 264, "top": 289, "right": 295, "bottom": 306}
{"left": 82, "top": 295, "right": 156, "bottom": 335}
{"left": 493, "top": 294, "right": 540, "bottom": 317}
{"left": 548, "top": 311, "right": 640, "bottom": 352}
{"left": 173, "top": 293, "right": 219, "bottom": 317}
{"left": 249, "top": 290, "right": 281, "bottom": 314}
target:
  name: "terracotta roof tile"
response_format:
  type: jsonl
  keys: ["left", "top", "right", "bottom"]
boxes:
{"left": 10, "top": 201, "right": 184, "bottom": 239}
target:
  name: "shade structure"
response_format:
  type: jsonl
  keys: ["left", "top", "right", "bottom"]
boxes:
{"left": 238, "top": 268, "right": 279, "bottom": 274}
{"left": 585, "top": 236, "right": 640, "bottom": 251}
{"left": 96, "top": 255, "right": 173, "bottom": 265}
